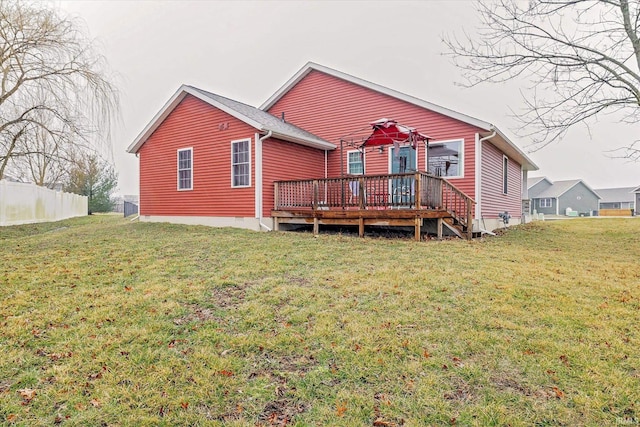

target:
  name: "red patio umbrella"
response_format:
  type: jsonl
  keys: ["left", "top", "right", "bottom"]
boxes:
{"left": 361, "top": 118, "right": 430, "bottom": 149}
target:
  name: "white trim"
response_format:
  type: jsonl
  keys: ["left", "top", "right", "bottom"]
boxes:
{"left": 177, "top": 147, "right": 193, "bottom": 191}
{"left": 426, "top": 138, "right": 464, "bottom": 179}
{"left": 475, "top": 133, "right": 481, "bottom": 219}
{"left": 502, "top": 155, "right": 509, "bottom": 195}
{"left": 346, "top": 149, "right": 365, "bottom": 175}
{"left": 540, "top": 198, "right": 553, "bottom": 208}
{"left": 139, "top": 215, "right": 268, "bottom": 231}
{"left": 231, "top": 138, "right": 251, "bottom": 188}
{"left": 254, "top": 133, "right": 261, "bottom": 218}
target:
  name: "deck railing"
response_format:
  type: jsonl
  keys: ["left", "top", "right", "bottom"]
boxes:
{"left": 274, "top": 172, "right": 474, "bottom": 233}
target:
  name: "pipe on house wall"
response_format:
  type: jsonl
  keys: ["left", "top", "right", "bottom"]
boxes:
{"left": 256, "top": 130, "right": 273, "bottom": 231}
{"left": 325, "top": 151, "right": 328, "bottom": 179}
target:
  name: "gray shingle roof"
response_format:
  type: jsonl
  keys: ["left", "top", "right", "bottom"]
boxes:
{"left": 527, "top": 176, "right": 547, "bottom": 189}
{"left": 128, "top": 85, "right": 334, "bottom": 154}
{"left": 533, "top": 179, "right": 600, "bottom": 199}
{"left": 534, "top": 179, "right": 582, "bottom": 198}
{"left": 188, "top": 86, "right": 333, "bottom": 149}
{"left": 593, "top": 187, "right": 636, "bottom": 203}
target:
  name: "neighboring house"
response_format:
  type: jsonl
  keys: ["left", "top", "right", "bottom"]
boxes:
{"left": 528, "top": 177, "right": 600, "bottom": 216}
{"left": 127, "top": 62, "right": 538, "bottom": 238}
{"left": 595, "top": 187, "right": 637, "bottom": 216}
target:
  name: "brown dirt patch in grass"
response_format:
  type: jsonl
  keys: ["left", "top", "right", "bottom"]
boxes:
{"left": 211, "top": 283, "right": 247, "bottom": 308}
{"left": 257, "top": 398, "right": 308, "bottom": 426}
{"left": 443, "top": 377, "right": 477, "bottom": 403}
{"left": 173, "top": 304, "right": 219, "bottom": 326}
{"left": 491, "top": 376, "right": 531, "bottom": 396}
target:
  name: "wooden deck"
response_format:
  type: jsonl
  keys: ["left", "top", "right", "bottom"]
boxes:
{"left": 272, "top": 172, "right": 475, "bottom": 240}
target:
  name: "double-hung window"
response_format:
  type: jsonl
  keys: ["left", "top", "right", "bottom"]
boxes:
{"left": 502, "top": 155, "right": 509, "bottom": 194}
{"left": 540, "top": 198, "right": 552, "bottom": 208}
{"left": 348, "top": 150, "right": 364, "bottom": 175}
{"left": 177, "top": 148, "right": 193, "bottom": 190}
{"left": 231, "top": 139, "right": 251, "bottom": 187}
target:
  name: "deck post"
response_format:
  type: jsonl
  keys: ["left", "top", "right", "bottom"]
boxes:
{"left": 358, "top": 177, "right": 365, "bottom": 210}
{"left": 274, "top": 216, "right": 280, "bottom": 231}
{"left": 313, "top": 217, "right": 319, "bottom": 236}
{"left": 415, "top": 216, "right": 421, "bottom": 241}
{"left": 274, "top": 182, "right": 280, "bottom": 210}
{"left": 414, "top": 173, "right": 421, "bottom": 209}
{"left": 466, "top": 199, "right": 473, "bottom": 240}
{"left": 312, "top": 180, "right": 319, "bottom": 211}
{"left": 358, "top": 216, "right": 364, "bottom": 237}
{"left": 437, "top": 217, "right": 443, "bottom": 240}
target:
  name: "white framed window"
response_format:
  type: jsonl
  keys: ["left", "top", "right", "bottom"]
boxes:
{"left": 347, "top": 150, "right": 364, "bottom": 175}
{"left": 427, "top": 139, "right": 463, "bottom": 178}
{"left": 540, "top": 198, "right": 552, "bottom": 208}
{"left": 502, "top": 155, "right": 509, "bottom": 194}
{"left": 231, "top": 138, "right": 251, "bottom": 187}
{"left": 177, "top": 147, "right": 193, "bottom": 191}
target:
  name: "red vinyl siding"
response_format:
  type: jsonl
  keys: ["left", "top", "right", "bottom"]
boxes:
{"left": 480, "top": 141, "right": 522, "bottom": 218}
{"left": 267, "top": 70, "right": 479, "bottom": 198}
{"left": 262, "top": 139, "right": 325, "bottom": 217}
{"left": 139, "top": 95, "right": 256, "bottom": 217}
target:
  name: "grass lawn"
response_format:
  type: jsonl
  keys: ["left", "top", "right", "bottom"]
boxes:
{"left": 0, "top": 215, "right": 638, "bottom": 426}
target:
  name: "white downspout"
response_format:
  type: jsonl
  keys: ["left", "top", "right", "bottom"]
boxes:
{"left": 256, "top": 130, "right": 273, "bottom": 231}
{"left": 477, "top": 130, "right": 497, "bottom": 226}
{"left": 325, "top": 151, "right": 328, "bottom": 179}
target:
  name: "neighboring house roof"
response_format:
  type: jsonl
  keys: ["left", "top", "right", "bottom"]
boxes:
{"left": 127, "top": 85, "right": 335, "bottom": 154}
{"left": 533, "top": 179, "right": 601, "bottom": 199}
{"left": 593, "top": 187, "right": 636, "bottom": 204}
{"left": 0, "top": 175, "right": 21, "bottom": 182}
{"left": 527, "top": 176, "right": 550, "bottom": 189}
{"left": 260, "top": 61, "right": 538, "bottom": 171}
{"left": 632, "top": 185, "right": 640, "bottom": 193}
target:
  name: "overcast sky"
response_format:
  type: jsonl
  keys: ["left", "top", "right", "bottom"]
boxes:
{"left": 58, "top": 0, "right": 639, "bottom": 196}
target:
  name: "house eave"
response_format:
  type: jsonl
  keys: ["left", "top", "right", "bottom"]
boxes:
{"left": 127, "top": 85, "right": 333, "bottom": 154}
{"left": 127, "top": 87, "right": 190, "bottom": 154}
{"left": 268, "top": 131, "right": 336, "bottom": 150}
{"left": 482, "top": 128, "right": 539, "bottom": 171}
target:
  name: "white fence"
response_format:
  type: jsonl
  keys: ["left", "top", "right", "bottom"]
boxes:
{"left": 0, "top": 179, "right": 88, "bottom": 226}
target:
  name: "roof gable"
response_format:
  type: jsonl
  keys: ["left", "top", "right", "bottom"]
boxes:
{"left": 534, "top": 179, "right": 600, "bottom": 199}
{"left": 127, "top": 85, "right": 335, "bottom": 154}
{"left": 527, "top": 176, "right": 551, "bottom": 189}
{"left": 261, "top": 62, "right": 492, "bottom": 130}
{"left": 260, "top": 62, "right": 537, "bottom": 171}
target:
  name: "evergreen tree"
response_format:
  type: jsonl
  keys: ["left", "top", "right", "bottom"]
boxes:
{"left": 64, "top": 154, "right": 118, "bottom": 213}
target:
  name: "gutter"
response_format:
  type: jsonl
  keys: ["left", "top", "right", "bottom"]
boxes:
{"left": 269, "top": 130, "right": 335, "bottom": 151}
{"left": 256, "top": 130, "right": 273, "bottom": 231}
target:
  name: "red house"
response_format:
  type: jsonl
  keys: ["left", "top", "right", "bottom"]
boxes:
{"left": 127, "top": 62, "right": 538, "bottom": 239}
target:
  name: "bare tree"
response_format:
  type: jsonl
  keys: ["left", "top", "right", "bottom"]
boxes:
{"left": 0, "top": 0, "right": 118, "bottom": 180}
{"left": 444, "top": 0, "right": 640, "bottom": 157}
